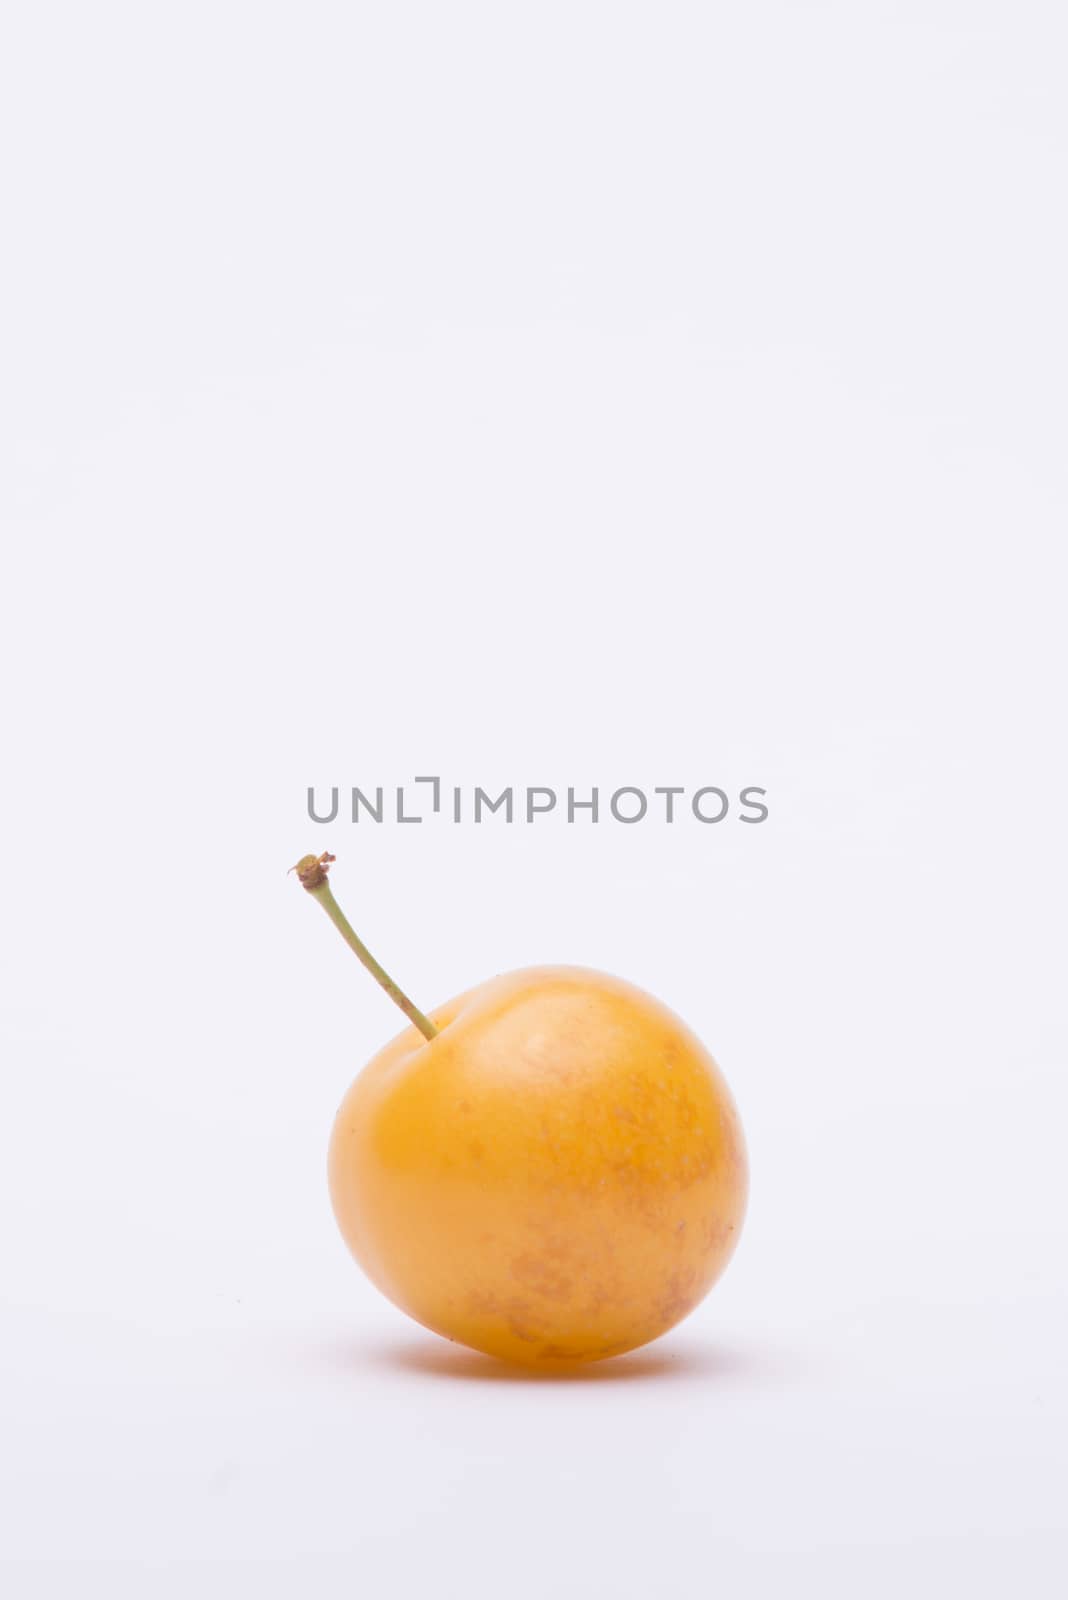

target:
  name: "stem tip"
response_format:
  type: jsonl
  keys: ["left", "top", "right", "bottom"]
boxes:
{"left": 291, "top": 851, "right": 335, "bottom": 891}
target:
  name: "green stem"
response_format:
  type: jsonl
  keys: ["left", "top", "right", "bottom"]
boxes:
{"left": 292, "top": 853, "right": 438, "bottom": 1042}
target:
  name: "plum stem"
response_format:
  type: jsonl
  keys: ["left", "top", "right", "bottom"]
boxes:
{"left": 290, "top": 853, "right": 439, "bottom": 1041}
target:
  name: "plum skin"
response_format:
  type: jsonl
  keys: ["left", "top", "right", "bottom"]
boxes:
{"left": 328, "top": 965, "right": 748, "bottom": 1366}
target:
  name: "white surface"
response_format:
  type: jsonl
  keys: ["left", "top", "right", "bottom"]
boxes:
{"left": 2, "top": 4, "right": 1066, "bottom": 1594}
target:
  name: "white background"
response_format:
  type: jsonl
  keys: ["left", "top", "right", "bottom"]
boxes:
{"left": 2, "top": 3, "right": 1066, "bottom": 1594}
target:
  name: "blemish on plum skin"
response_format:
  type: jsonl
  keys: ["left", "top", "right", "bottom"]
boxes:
{"left": 701, "top": 1215, "right": 734, "bottom": 1255}
{"left": 510, "top": 1252, "right": 574, "bottom": 1303}
{"left": 467, "top": 1288, "right": 500, "bottom": 1317}
{"left": 658, "top": 1264, "right": 700, "bottom": 1324}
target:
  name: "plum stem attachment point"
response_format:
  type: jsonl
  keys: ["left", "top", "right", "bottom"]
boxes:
{"left": 290, "top": 853, "right": 439, "bottom": 1041}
